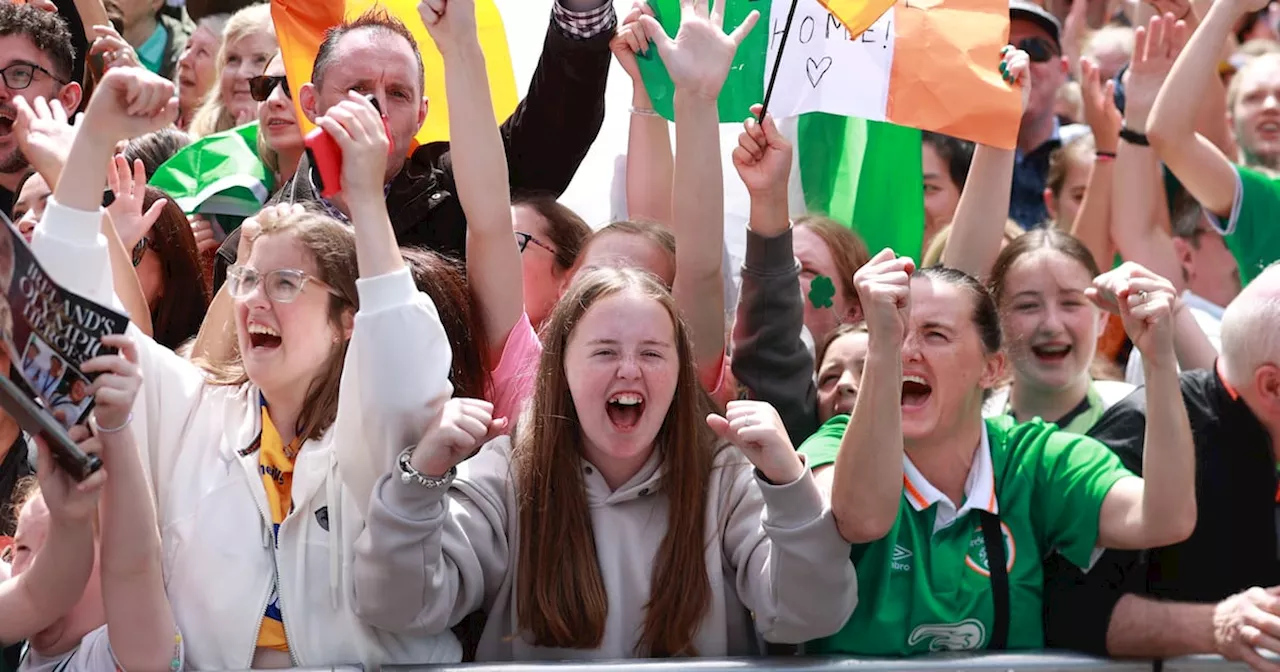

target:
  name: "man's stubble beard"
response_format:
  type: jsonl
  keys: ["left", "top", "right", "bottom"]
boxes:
{"left": 0, "top": 148, "right": 29, "bottom": 177}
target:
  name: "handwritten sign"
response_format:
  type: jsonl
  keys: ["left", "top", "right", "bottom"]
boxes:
{"left": 766, "top": 0, "right": 896, "bottom": 121}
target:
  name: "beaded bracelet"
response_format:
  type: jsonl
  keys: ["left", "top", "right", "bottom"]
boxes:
{"left": 630, "top": 106, "right": 663, "bottom": 117}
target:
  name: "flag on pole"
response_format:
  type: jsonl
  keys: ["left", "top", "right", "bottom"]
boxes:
{"left": 149, "top": 122, "right": 273, "bottom": 219}
{"left": 271, "top": 0, "right": 519, "bottom": 145}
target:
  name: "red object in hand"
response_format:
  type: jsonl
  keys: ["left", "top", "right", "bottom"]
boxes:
{"left": 304, "top": 95, "right": 390, "bottom": 200}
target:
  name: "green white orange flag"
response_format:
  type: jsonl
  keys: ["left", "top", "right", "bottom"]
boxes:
{"left": 270, "top": 0, "right": 519, "bottom": 145}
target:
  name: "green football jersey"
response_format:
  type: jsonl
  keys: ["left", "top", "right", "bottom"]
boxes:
{"left": 1213, "top": 165, "right": 1280, "bottom": 286}
{"left": 798, "top": 414, "right": 1133, "bottom": 655}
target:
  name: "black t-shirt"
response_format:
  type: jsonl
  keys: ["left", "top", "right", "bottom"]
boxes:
{"left": 1044, "top": 366, "right": 1278, "bottom": 654}
{"left": 0, "top": 187, "right": 13, "bottom": 221}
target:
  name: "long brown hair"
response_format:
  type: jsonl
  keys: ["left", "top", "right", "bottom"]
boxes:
{"left": 400, "top": 247, "right": 489, "bottom": 399}
{"left": 143, "top": 187, "right": 213, "bottom": 350}
{"left": 195, "top": 208, "right": 357, "bottom": 441}
{"left": 513, "top": 267, "right": 719, "bottom": 656}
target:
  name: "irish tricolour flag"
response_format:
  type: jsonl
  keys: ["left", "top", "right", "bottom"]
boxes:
{"left": 638, "top": 0, "right": 1019, "bottom": 258}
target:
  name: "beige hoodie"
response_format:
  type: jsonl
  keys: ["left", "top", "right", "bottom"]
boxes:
{"left": 352, "top": 436, "right": 856, "bottom": 660}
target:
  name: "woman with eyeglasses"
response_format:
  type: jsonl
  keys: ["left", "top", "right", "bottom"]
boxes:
{"left": 253, "top": 53, "right": 304, "bottom": 186}
{"left": 33, "top": 67, "right": 462, "bottom": 668}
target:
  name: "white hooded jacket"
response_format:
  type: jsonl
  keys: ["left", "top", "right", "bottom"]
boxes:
{"left": 31, "top": 199, "right": 461, "bottom": 670}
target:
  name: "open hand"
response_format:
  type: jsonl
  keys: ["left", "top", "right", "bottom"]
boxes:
{"left": 81, "top": 67, "right": 178, "bottom": 144}
{"left": 1213, "top": 586, "right": 1280, "bottom": 672}
{"left": 1087, "top": 262, "right": 1178, "bottom": 368}
{"left": 707, "top": 400, "right": 803, "bottom": 484}
{"left": 611, "top": 1, "right": 657, "bottom": 87}
{"left": 1146, "top": 0, "right": 1196, "bottom": 23}
{"left": 854, "top": 248, "right": 915, "bottom": 347}
{"left": 638, "top": 0, "right": 758, "bottom": 102}
{"left": 419, "top": 0, "right": 479, "bottom": 55}
{"left": 1000, "top": 46, "right": 1033, "bottom": 113}
{"left": 732, "top": 105, "right": 791, "bottom": 194}
{"left": 409, "top": 398, "right": 507, "bottom": 477}
{"left": 106, "top": 155, "right": 166, "bottom": 249}
{"left": 13, "top": 95, "right": 79, "bottom": 185}
{"left": 1080, "top": 58, "right": 1121, "bottom": 152}
{"left": 1124, "top": 13, "right": 1190, "bottom": 131}
{"left": 314, "top": 92, "right": 391, "bottom": 199}
{"left": 36, "top": 426, "right": 106, "bottom": 525}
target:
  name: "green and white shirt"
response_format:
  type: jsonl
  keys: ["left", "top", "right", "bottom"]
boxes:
{"left": 1209, "top": 165, "right": 1280, "bottom": 286}
{"left": 798, "top": 414, "right": 1133, "bottom": 656}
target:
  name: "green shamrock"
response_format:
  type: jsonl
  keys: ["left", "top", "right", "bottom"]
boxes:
{"left": 809, "top": 275, "right": 836, "bottom": 309}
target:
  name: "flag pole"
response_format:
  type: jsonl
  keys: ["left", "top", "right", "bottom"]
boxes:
{"left": 758, "top": 0, "right": 802, "bottom": 121}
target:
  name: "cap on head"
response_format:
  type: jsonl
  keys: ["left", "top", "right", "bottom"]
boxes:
{"left": 1009, "top": 0, "right": 1062, "bottom": 51}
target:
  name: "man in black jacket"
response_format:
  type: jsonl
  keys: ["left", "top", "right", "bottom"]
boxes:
{"left": 1045, "top": 263, "right": 1280, "bottom": 668}
{"left": 213, "top": 0, "right": 613, "bottom": 289}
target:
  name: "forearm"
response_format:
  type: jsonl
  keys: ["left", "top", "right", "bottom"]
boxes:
{"left": 189, "top": 286, "right": 235, "bottom": 362}
{"left": 1110, "top": 143, "right": 1184, "bottom": 286}
{"left": 626, "top": 88, "right": 674, "bottom": 224}
{"left": 1173, "top": 302, "right": 1220, "bottom": 371}
{"left": 940, "top": 144, "right": 1015, "bottom": 279}
{"left": 99, "top": 430, "right": 176, "bottom": 672}
{"left": 1107, "top": 594, "right": 1216, "bottom": 658}
{"left": 1070, "top": 160, "right": 1116, "bottom": 272}
{"left": 1, "top": 518, "right": 96, "bottom": 642}
{"left": 671, "top": 93, "right": 726, "bottom": 381}
{"left": 1136, "top": 361, "right": 1197, "bottom": 547}
{"left": 71, "top": 0, "right": 109, "bottom": 41}
{"left": 831, "top": 345, "right": 904, "bottom": 543}
{"left": 1150, "top": 0, "right": 1242, "bottom": 144}
{"left": 104, "top": 212, "right": 154, "bottom": 337}
{"left": 445, "top": 40, "right": 522, "bottom": 357}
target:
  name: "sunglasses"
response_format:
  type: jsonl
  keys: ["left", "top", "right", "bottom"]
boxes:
{"left": 1017, "top": 37, "right": 1059, "bottom": 63}
{"left": 131, "top": 236, "right": 158, "bottom": 267}
{"left": 226, "top": 266, "right": 341, "bottom": 303}
{"left": 515, "top": 231, "right": 555, "bottom": 255}
{"left": 248, "top": 75, "right": 290, "bottom": 102}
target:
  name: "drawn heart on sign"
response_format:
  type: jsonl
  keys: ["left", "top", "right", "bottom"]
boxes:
{"left": 806, "top": 56, "right": 833, "bottom": 88}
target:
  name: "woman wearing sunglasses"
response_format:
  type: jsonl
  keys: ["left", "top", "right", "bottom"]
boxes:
{"left": 33, "top": 67, "right": 462, "bottom": 668}
{"left": 252, "top": 54, "right": 304, "bottom": 186}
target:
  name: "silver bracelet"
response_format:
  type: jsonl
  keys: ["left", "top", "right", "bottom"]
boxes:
{"left": 630, "top": 106, "right": 663, "bottom": 118}
{"left": 396, "top": 445, "right": 456, "bottom": 489}
{"left": 93, "top": 412, "right": 132, "bottom": 434}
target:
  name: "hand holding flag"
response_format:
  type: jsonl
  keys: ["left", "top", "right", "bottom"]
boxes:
{"left": 733, "top": 105, "right": 792, "bottom": 197}
{"left": 638, "top": 0, "right": 759, "bottom": 102}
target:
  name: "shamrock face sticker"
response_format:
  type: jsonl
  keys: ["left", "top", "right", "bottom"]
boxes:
{"left": 809, "top": 275, "right": 836, "bottom": 310}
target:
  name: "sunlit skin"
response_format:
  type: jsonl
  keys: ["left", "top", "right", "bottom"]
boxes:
{"left": 11, "top": 495, "right": 105, "bottom": 655}
{"left": 816, "top": 330, "right": 869, "bottom": 422}
{"left": 0, "top": 34, "right": 82, "bottom": 182}
{"left": 1044, "top": 151, "right": 1092, "bottom": 227}
{"left": 12, "top": 172, "right": 49, "bottom": 242}
{"left": 513, "top": 204, "right": 567, "bottom": 329}
{"left": 572, "top": 232, "right": 675, "bottom": 288}
{"left": 998, "top": 250, "right": 1104, "bottom": 405}
{"left": 1232, "top": 59, "right": 1280, "bottom": 166}
{"left": 565, "top": 290, "right": 680, "bottom": 490}
{"left": 922, "top": 143, "right": 962, "bottom": 243}
{"left": 217, "top": 30, "right": 276, "bottom": 124}
{"left": 1174, "top": 224, "right": 1243, "bottom": 309}
{"left": 795, "top": 226, "right": 856, "bottom": 345}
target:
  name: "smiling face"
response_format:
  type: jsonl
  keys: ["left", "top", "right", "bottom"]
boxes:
{"left": 177, "top": 22, "right": 221, "bottom": 116}
{"left": 817, "top": 328, "right": 869, "bottom": 422}
{"left": 899, "top": 275, "right": 1001, "bottom": 441}
{"left": 217, "top": 29, "right": 276, "bottom": 123}
{"left": 1232, "top": 56, "right": 1280, "bottom": 163}
{"left": 234, "top": 232, "right": 342, "bottom": 398}
{"left": 564, "top": 289, "right": 680, "bottom": 478}
{"left": 258, "top": 55, "right": 301, "bottom": 156}
{"left": 998, "top": 249, "right": 1101, "bottom": 394}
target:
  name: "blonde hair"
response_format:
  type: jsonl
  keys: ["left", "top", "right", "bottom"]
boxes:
{"left": 188, "top": 3, "right": 276, "bottom": 139}
{"left": 255, "top": 52, "right": 284, "bottom": 178}
{"left": 922, "top": 220, "right": 1026, "bottom": 268}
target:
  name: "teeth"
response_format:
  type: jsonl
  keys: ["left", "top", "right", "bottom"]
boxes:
{"left": 1036, "top": 344, "right": 1070, "bottom": 353}
{"left": 248, "top": 324, "right": 279, "bottom": 337}
{"left": 903, "top": 375, "right": 927, "bottom": 386}
{"left": 609, "top": 393, "right": 642, "bottom": 406}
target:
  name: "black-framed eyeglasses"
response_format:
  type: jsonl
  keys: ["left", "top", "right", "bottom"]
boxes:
{"left": 0, "top": 62, "right": 67, "bottom": 90}
{"left": 1017, "top": 37, "right": 1059, "bottom": 64}
{"left": 248, "top": 75, "right": 290, "bottom": 102}
{"left": 514, "top": 231, "right": 555, "bottom": 255}
{"left": 131, "top": 236, "right": 158, "bottom": 267}
{"left": 226, "top": 265, "right": 341, "bottom": 303}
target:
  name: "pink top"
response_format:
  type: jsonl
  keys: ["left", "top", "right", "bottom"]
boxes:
{"left": 488, "top": 312, "right": 542, "bottom": 423}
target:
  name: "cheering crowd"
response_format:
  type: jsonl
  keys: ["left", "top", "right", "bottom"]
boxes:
{"left": 1, "top": 0, "right": 1280, "bottom": 668}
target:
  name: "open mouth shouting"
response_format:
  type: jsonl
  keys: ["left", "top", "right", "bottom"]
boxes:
{"left": 247, "top": 322, "right": 282, "bottom": 350}
{"left": 1031, "top": 342, "right": 1071, "bottom": 364}
{"left": 606, "top": 391, "right": 645, "bottom": 432}
{"left": 0, "top": 108, "right": 15, "bottom": 140}
{"left": 901, "top": 374, "right": 933, "bottom": 411}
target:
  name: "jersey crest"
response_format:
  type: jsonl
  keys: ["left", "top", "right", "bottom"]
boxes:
{"left": 907, "top": 618, "right": 987, "bottom": 651}
{"left": 964, "top": 520, "right": 1016, "bottom": 576}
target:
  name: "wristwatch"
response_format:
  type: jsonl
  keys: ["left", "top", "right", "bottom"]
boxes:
{"left": 397, "top": 445, "right": 456, "bottom": 489}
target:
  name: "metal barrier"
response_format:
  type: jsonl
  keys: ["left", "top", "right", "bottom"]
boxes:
{"left": 383, "top": 654, "right": 1268, "bottom": 671}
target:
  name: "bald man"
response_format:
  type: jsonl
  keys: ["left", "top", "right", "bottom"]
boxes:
{"left": 1044, "top": 262, "right": 1280, "bottom": 665}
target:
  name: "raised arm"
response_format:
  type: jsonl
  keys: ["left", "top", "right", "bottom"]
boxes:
{"left": 1110, "top": 16, "right": 1184, "bottom": 285}
{"left": 353, "top": 398, "right": 509, "bottom": 633}
{"left": 729, "top": 109, "right": 818, "bottom": 445}
{"left": 0, "top": 434, "right": 104, "bottom": 643}
{"left": 1071, "top": 59, "right": 1120, "bottom": 271}
{"left": 85, "top": 335, "right": 179, "bottom": 672}
{"left": 1147, "top": 0, "right": 1241, "bottom": 159}
{"left": 941, "top": 47, "right": 1028, "bottom": 279}
{"left": 639, "top": 0, "right": 758, "bottom": 390}
{"left": 1088, "top": 264, "right": 1196, "bottom": 549}
{"left": 1147, "top": 4, "right": 1239, "bottom": 217}
{"left": 615, "top": 2, "right": 674, "bottom": 224}
{"left": 427, "top": 0, "right": 522, "bottom": 361}
{"left": 820, "top": 249, "right": 913, "bottom": 543}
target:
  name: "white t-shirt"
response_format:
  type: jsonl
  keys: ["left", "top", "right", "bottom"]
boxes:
{"left": 19, "top": 625, "right": 184, "bottom": 672}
